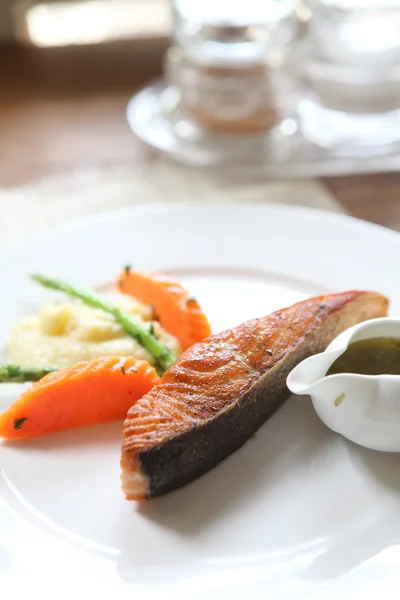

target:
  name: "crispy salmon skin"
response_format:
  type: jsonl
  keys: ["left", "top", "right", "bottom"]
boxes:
{"left": 121, "top": 291, "right": 388, "bottom": 500}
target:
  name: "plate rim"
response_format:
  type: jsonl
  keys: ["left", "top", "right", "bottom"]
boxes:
{"left": 2, "top": 200, "right": 400, "bottom": 258}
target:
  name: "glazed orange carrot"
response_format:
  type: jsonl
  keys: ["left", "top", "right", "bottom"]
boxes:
{"left": 117, "top": 269, "right": 212, "bottom": 351}
{"left": 0, "top": 357, "right": 160, "bottom": 440}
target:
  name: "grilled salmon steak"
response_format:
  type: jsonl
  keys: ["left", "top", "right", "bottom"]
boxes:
{"left": 121, "top": 291, "right": 388, "bottom": 500}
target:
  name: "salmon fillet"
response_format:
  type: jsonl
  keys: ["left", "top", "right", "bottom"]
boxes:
{"left": 121, "top": 291, "right": 388, "bottom": 500}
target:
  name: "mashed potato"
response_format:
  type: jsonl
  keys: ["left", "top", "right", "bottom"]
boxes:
{"left": 8, "top": 292, "right": 181, "bottom": 368}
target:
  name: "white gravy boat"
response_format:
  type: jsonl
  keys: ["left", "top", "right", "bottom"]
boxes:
{"left": 287, "top": 317, "right": 400, "bottom": 452}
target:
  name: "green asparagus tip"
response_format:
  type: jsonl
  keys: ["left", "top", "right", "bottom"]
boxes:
{"left": 0, "top": 364, "right": 58, "bottom": 383}
{"left": 31, "top": 272, "right": 176, "bottom": 375}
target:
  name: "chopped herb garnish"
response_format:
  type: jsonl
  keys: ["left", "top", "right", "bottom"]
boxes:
{"left": 187, "top": 297, "right": 197, "bottom": 306}
{"left": 121, "top": 365, "right": 126, "bottom": 375}
{"left": 149, "top": 323, "right": 155, "bottom": 336}
{"left": 14, "top": 417, "right": 28, "bottom": 430}
{"left": 129, "top": 367, "right": 138, "bottom": 373}
{"left": 124, "top": 265, "right": 132, "bottom": 276}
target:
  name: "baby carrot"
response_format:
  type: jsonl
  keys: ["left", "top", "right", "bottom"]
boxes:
{"left": 117, "top": 269, "right": 212, "bottom": 351}
{"left": 0, "top": 356, "right": 160, "bottom": 440}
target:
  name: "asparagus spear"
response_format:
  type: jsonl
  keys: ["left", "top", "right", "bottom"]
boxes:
{"left": 0, "top": 364, "right": 58, "bottom": 383}
{"left": 31, "top": 273, "right": 175, "bottom": 375}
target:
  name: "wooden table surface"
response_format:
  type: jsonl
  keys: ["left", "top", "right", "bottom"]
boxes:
{"left": 1, "top": 41, "right": 400, "bottom": 230}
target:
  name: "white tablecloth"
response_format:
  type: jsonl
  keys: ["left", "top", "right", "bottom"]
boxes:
{"left": 0, "top": 163, "right": 344, "bottom": 247}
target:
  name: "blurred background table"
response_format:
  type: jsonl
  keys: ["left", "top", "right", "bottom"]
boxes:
{"left": 1, "top": 41, "right": 400, "bottom": 230}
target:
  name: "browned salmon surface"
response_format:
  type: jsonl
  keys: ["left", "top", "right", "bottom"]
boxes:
{"left": 121, "top": 291, "right": 388, "bottom": 500}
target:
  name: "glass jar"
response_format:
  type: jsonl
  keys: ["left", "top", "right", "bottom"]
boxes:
{"left": 299, "top": 0, "right": 400, "bottom": 156}
{"left": 171, "top": 0, "right": 298, "bottom": 135}
{"left": 127, "top": 0, "right": 300, "bottom": 171}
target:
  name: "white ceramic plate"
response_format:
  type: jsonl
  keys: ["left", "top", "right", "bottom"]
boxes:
{"left": 1, "top": 203, "right": 400, "bottom": 600}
